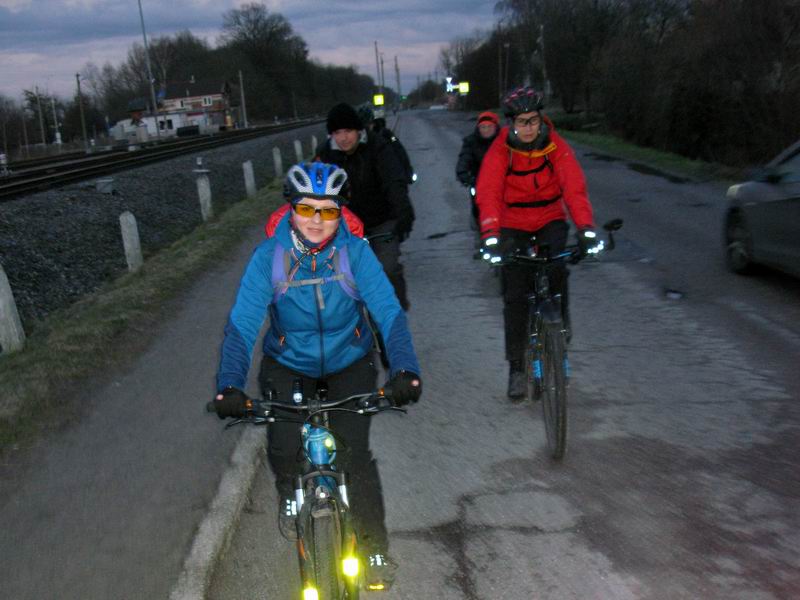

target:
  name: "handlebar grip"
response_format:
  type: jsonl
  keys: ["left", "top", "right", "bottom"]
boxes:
{"left": 206, "top": 401, "right": 217, "bottom": 413}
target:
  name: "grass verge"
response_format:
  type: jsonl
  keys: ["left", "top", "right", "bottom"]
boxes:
{"left": 0, "top": 182, "right": 282, "bottom": 454}
{"left": 559, "top": 129, "right": 742, "bottom": 183}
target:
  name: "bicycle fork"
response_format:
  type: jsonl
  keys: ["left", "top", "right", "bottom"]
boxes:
{"left": 296, "top": 429, "right": 361, "bottom": 598}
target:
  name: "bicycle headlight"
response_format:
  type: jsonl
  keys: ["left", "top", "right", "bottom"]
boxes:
{"left": 342, "top": 556, "right": 359, "bottom": 577}
{"left": 303, "top": 586, "right": 319, "bottom": 600}
{"left": 324, "top": 435, "right": 334, "bottom": 449}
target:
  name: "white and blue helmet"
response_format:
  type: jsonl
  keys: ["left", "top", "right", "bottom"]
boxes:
{"left": 284, "top": 161, "right": 349, "bottom": 205}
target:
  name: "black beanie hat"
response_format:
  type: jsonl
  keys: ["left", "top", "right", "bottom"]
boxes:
{"left": 327, "top": 103, "right": 363, "bottom": 133}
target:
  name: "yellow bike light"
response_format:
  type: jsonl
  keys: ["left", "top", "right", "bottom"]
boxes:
{"left": 367, "top": 583, "right": 386, "bottom": 591}
{"left": 342, "top": 556, "right": 359, "bottom": 577}
{"left": 302, "top": 586, "right": 319, "bottom": 600}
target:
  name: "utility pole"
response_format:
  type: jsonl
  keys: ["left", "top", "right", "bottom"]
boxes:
{"left": 21, "top": 111, "right": 30, "bottom": 157}
{"left": 504, "top": 42, "right": 511, "bottom": 94}
{"left": 76, "top": 73, "right": 89, "bottom": 152}
{"left": 35, "top": 86, "right": 46, "bottom": 145}
{"left": 50, "top": 96, "right": 62, "bottom": 145}
{"left": 374, "top": 41, "right": 383, "bottom": 94}
{"left": 380, "top": 53, "right": 386, "bottom": 91}
{"left": 238, "top": 70, "right": 248, "bottom": 128}
{"left": 498, "top": 40, "right": 503, "bottom": 104}
{"left": 539, "top": 24, "right": 549, "bottom": 97}
{"left": 394, "top": 56, "right": 401, "bottom": 104}
{"left": 137, "top": 0, "right": 161, "bottom": 140}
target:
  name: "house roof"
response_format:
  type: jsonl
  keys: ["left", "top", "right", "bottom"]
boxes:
{"left": 163, "top": 81, "right": 230, "bottom": 100}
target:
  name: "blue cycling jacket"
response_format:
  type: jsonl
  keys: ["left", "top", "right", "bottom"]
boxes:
{"left": 216, "top": 213, "right": 420, "bottom": 391}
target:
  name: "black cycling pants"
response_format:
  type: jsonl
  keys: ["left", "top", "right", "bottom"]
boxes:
{"left": 500, "top": 220, "right": 569, "bottom": 363}
{"left": 259, "top": 353, "right": 389, "bottom": 554}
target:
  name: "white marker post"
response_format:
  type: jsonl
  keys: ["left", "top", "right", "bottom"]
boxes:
{"left": 119, "top": 211, "right": 143, "bottom": 272}
{"left": 193, "top": 157, "right": 213, "bottom": 221}
{"left": 272, "top": 147, "right": 283, "bottom": 178}
{"left": 0, "top": 264, "right": 25, "bottom": 353}
{"left": 294, "top": 139, "right": 303, "bottom": 163}
{"left": 243, "top": 160, "right": 256, "bottom": 198}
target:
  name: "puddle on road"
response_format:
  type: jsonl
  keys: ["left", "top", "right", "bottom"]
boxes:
{"left": 628, "top": 162, "right": 691, "bottom": 184}
{"left": 585, "top": 152, "right": 621, "bottom": 162}
{"left": 584, "top": 152, "right": 691, "bottom": 184}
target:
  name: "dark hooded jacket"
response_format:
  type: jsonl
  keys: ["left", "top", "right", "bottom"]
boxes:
{"left": 456, "top": 127, "right": 499, "bottom": 187}
{"left": 317, "top": 130, "right": 414, "bottom": 232}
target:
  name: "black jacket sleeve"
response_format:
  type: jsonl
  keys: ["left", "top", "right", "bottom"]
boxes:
{"left": 373, "top": 134, "right": 414, "bottom": 225}
{"left": 456, "top": 134, "right": 477, "bottom": 186}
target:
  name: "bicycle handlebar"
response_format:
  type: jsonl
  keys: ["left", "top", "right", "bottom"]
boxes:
{"left": 488, "top": 218, "right": 623, "bottom": 267}
{"left": 206, "top": 389, "right": 397, "bottom": 422}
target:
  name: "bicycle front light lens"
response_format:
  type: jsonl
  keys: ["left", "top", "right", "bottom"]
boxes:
{"left": 303, "top": 587, "right": 319, "bottom": 600}
{"left": 342, "top": 556, "right": 359, "bottom": 577}
{"left": 324, "top": 435, "right": 334, "bottom": 449}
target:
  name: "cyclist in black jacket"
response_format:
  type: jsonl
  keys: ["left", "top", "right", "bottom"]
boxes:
{"left": 317, "top": 103, "right": 414, "bottom": 310}
{"left": 456, "top": 111, "right": 500, "bottom": 229}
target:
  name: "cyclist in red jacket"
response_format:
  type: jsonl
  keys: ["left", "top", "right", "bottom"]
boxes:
{"left": 476, "top": 86, "right": 599, "bottom": 400}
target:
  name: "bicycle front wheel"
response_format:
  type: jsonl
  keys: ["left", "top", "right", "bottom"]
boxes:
{"left": 309, "top": 503, "right": 346, "bottom": 600}
{"left": 541, "top": 322, "right": 568, "bottom": 459}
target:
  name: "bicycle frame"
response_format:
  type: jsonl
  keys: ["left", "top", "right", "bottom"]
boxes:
{"left": 210, "top": 388, "right": 397, "bottom": 599}
{"left": 294, "top": 401, "right": 360, "bottom": 599}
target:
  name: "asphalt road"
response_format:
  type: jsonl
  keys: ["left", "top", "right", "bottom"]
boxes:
{"left": 209, "top": 110, "right": 800, "bottom": 599}
{"left": 1, "top": 109, "right": 798, "bottom": 600}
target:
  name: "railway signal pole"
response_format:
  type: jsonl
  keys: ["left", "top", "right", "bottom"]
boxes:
{"left": 137, "top": 0, "right": 161, "bottom": 140}
{"left": 76, "top": 74, "right": 89, "bottom": 153}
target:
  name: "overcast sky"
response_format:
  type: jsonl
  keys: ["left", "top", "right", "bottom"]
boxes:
{"left": 0, "top": 0, "right": 497, "bottom": 102}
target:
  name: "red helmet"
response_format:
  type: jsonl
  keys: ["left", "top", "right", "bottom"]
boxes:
{"left": 502, "top": 86, "right": 544, "bottom": 117}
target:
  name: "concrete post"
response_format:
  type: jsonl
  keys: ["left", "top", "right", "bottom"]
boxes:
{"left": 272, "top": 147, "right": 283, "bottom": 178}
{"left": 119, "top": 211, "right": 143, "bottom": 272}
{"left": 310, "top": 135, "right": 318, "bottom": 157}
{"left": 0, "top": 263, "right": 25, "bottom": 354}
{"left": 193, "top": 157, "right": 213, "bottom": 221}
{"left": 196, "top": 173, "right": 213, "bottom": 221}
{"left": 294, "top": 139, "right": 303, "bottom": 163}
{"left": 243, "top": 160, "right": 256, "bottom": 198}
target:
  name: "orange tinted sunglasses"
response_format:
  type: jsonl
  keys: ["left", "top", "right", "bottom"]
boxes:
{"left": 293, "top": 204, "right": 342, "bottom": 220}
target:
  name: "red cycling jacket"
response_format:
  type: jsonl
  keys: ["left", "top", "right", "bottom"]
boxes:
{"left": 264, "top": 203, "right": 365, "bottom": 238}
{"left": 476, "top": 120, "right": 594, "bottom": 237}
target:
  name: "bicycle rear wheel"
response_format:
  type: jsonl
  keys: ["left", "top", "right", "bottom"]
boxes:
{"left": 540, "top": 322, "right": 568, "bottom": 459}
{"left": 308, "top": 503, "right": 347, "bottom": 599}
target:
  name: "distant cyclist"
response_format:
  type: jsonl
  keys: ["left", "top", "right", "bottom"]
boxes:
{"left": 456, "top": 111, "right": 500, "bottom": 229}
{"left": 476, "top": 86, "right": 598, "bottom": 400}
{"left": 213, "top": 161, "right": 422, "bottom": 589}
{"left": 317, "top": 103, "right": 414, "bottom": 310}
{"left": 358, "top": 103, "right": 417, "bottom": 186}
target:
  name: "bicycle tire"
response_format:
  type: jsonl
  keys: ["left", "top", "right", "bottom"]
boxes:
{"left": 309, "top": 503, "right": 346, "bottom": 600}
{"left": 541, "top": 322, "right": 568, "bottom": 459}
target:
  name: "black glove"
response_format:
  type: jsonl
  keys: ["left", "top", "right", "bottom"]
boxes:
{"left": 394, "top": 205, "right": 415, "bottom": 242}
{"left": 384, "top": 370, "right": 422, "bottom": 406}
{"left": 577, "top": 228, "right": 600, "bottom": 257}
{"left": 212, "top": 386, "right": 249, "bottom": 419}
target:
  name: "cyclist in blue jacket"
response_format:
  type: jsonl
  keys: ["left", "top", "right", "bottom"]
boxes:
{"left": 214, "top": 161, "right": 421, "bottom": 589}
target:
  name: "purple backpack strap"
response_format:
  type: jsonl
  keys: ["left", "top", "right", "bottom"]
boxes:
{"left": 271, "top": 241, "right": 290, "bottom": 301}
{"left": 333, "top": 244, "right": 361, "bottom": 301}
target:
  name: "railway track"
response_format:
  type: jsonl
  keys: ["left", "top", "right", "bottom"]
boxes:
{"left": 0, "top": 119, "right": 322, "bottom": 202}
